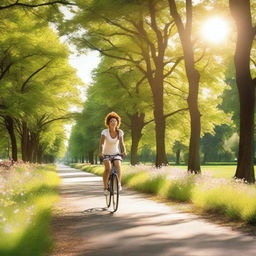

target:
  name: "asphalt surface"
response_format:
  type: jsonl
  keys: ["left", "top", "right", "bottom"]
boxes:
{"left": 50, "top": 164, "right": 256, "bottom": 256}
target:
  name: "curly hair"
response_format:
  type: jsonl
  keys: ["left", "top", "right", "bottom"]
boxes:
{"left": 104, "top": 112, "right": 121, "bottom": 128}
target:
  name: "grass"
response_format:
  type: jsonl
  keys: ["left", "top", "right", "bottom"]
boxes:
{"left": 0, "top": 163, "right": 60, "bottom": 256}
{"left": 72, "top": 163, "right": 256, "bottom": 225}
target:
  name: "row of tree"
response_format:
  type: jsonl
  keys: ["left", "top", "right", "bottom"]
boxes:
{"left": 0, "top": 2, "right": 81, "bottom": 162}
{"left": 65, "top": 0, "right": 256, "bottom": 183}
{"left": 0, "top": 1, "right": 255, "bottom": 182}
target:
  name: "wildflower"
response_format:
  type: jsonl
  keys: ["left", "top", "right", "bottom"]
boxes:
{"left": 3, "top": 224, "right": 13, "bottom": 234}
{"left": 14, "top": 209, "right": 20, "bottom": 214}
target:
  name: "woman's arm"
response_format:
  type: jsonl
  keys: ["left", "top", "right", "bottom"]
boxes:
{"left": 119, "top": 136, "right": 127, "bottom": 157}
{"left": 98, "top": 135, "right": 105, "bottom": 157}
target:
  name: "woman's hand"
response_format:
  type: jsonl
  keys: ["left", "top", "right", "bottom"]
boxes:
{"left": 121, "top": 152, "right": 127, "bottom": 158}
{"left": 98, "top": 153, "right": 104, "bottom": 159}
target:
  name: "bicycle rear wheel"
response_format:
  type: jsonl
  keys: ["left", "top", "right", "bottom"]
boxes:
{"left": 112, "top": 174, "right": 119, "bottom": 212}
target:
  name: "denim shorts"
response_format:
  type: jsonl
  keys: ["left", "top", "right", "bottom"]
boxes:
{"left": 103, "top": 154, "right": 123, "bottom": 162}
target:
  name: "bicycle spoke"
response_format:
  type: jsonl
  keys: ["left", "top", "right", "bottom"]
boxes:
{"left": 105, "top": 178, "right": 112, "bottom": 208}
{"left": 112, "top": 175, "right": 119, "bottom": 212}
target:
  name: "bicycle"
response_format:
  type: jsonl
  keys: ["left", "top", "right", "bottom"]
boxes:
{"left": 103, "top": 154, "right": 122, "bottom": 212}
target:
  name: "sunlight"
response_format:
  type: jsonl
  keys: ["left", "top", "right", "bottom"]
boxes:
{"left": 201, "top": 17, "right": 229, "bottom": 44}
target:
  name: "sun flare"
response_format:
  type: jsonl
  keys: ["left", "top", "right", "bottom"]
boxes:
{"left": 201, "top": 17, "right": 229, "bottom": 44}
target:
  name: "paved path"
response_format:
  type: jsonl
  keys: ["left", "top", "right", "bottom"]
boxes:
{"left": 50, "top": 164, "right": 256, "bottom": 256}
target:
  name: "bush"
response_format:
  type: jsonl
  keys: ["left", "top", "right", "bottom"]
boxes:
{"left": 167, "top": 176, "right": 195, "bottom": 202}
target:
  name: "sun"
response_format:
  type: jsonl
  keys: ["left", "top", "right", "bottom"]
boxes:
{"left": 201, "top": 17, "right": 229, "bottom": 44}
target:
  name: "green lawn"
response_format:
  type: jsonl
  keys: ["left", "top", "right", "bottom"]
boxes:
{"left": 123, "top": 162, "right": 256, "bottom": 179}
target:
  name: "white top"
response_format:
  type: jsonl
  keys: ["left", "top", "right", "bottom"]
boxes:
{"left": 101, "top": 129, "right": 124, "bottom": 155}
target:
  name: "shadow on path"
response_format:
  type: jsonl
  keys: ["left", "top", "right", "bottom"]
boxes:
{"left": 50, "top": 164, "right": 256, "bottom": 256}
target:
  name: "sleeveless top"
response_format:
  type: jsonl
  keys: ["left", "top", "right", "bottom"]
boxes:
{"left": 101, "top": 129, "right": 124, "bottom": 155}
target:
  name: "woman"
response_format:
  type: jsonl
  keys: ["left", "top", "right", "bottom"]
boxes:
{"left": 98, "top": 112, "right": 127, "bottom": 195}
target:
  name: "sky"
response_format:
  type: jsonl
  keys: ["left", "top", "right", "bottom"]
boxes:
{"left": 62, "top": 45, "right": 100, "bottom": 143}
{"left": 58, "top": 6, "right": 101, "bottom": 88}
{"left": 63, "top": 46, "right": 100, "bottom": 144}
{"left": 55, "top": 7, "right": 101, "bottom": 144}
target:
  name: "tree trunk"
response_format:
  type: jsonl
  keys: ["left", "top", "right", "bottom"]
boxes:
{"left": 141, "top": 2, "right": 168, "bottom": 167}
{"left": 31, "top": 132, "right": 39, "bottom": 163}
{"left": 230, "top": 0, "right": 255, "bottom": 183}
{"left": 27, "top": 133, "right": 33, "bottom": 162}
{"left": 187, "top": 87, "right": 201, "bottom": 173}
{"left": 4, "top": 116, "right": 18, "bottom": 161}
{"left": 176, "top": 148, "right": 180, "bottom": 164}
{"left": 88, "top": 151, "right": 94, "bottom": 164}
{"left": 235, "top": 77, "right": 255, "bottom": 183}
{"left": 152, "top": 83, "right": 168, "bottom": 167}
{"left": 37, "top": 144, "right": 43, "bottom": 164}
{"left": 203, "top": 151, "right": 207, "bottom": 164}
{"left": 168, "top": 0, "right": 201, "bottom": 173}
{"left": 130, "top": 112, "right": 145, "bottom": 165}
{"left": 21, "top": 122, "right": 29, "bottom": 162}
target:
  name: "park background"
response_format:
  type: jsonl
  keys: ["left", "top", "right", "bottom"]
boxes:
{"left": 0, "top": 1, "right": 256, "bottom": 255}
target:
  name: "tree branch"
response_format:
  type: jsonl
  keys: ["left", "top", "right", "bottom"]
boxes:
{"left": 110, "top": 72, "right": 133, "bottom": 97}
{"left": 148, "top": 0, "right": 163, "bottom": 46}
{"left": 21, "top": 60, "right": 53, "bottom": 93}
{"left": 135, "top": 75, "right": 146, "bottom": 94}
{"left": 164, "top": 80, "right": 188, "bottom": 94}
{"left": 80, "top": 38, "right": 146, "bottom": 74}
{"left": 40, "top": 114, "right": 73, "bottom": 128}
{"left": 144, "top": 118, "right": 154, "bottom": 126}
{"left": 195, "top": 47, "right": 206, "bottom": 64}
{"left": 0, "top": 62, "right": 13, "bottom": 80}
{"left": 185, "top": 0, "right": 192, "bottom": 35}
{"left": 135, "top": 19, "right": 158, "bottom": 64}
{"left": 168, "top": 0, "right": 185, "bottom": 36}
{"left": 163, "top": 56, "right": 183, "bottom": 78}
{"left": 0, "top": 0, "right": 76, "bottom": 10}
{"left": 164, "top": 108, "right": 188, "bottom": 119}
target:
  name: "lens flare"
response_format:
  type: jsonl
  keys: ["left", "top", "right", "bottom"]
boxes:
{"left": 201, "top": 17, "right": 229, "bottom": 44}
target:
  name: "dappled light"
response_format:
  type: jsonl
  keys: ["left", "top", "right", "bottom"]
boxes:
{"left": 0, "top": 0, "right": 256, "bottom": 255}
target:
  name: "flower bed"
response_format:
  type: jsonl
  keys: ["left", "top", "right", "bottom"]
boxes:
{"left": 0, "top": 162, "right": 60, "bottom": 256}
{"left": 73, "top": 163, "right": 256, "bottom": 225}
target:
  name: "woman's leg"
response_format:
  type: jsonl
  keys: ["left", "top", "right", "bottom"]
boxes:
{"left": 103, "top": 160, "right": 111, "bottom": 189}
{"left": 113, "top": 160, "right": 122, "bottom": 185}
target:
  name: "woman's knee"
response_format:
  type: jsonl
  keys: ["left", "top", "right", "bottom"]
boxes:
{"left": 114, "top": 160, "right": 122, "bottom": 170}
{"left": 104, "top": 166, "right": 111, "bottom": 173}
{"left": 104, "top": 169, "right": 111, "bottom": 174}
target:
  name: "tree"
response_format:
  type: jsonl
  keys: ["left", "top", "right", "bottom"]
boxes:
{"left": 201, "top": 125, "right": 234, "bottom": 163}
{"left": 0, "top": 8, "right": 81, "bottom": 162}
{"left": 59, "top": 0, "right": 186, "bottom": 166}
{"left": 172, "top": 140, "right": 187, "bottom": 164}
{"left": 91, "top": 57, "right": 154, "bottom": 165}
{"left": 229, "top": 0, "right": 256, "bottom": 182}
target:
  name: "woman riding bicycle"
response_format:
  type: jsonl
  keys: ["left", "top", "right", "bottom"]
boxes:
{"left": 98, "top": 112, "right": 127, "bottom": 195}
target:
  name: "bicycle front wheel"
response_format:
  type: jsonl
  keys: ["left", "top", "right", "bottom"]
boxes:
{"left": 112, "top": 174, "right": 119, "bottom": 212}
{"left": 105, "top": 179, "right": 112, "bottom": 208}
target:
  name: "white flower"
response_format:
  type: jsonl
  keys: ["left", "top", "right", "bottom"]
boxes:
{"left": 14, "top": 209, "right": 20, "bottom": 214}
